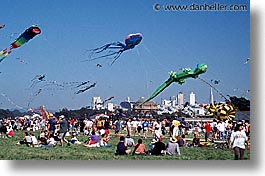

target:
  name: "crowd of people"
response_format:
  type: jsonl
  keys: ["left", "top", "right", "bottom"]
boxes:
{"left": 0, "top": 114, "right": 250, "bottom": 159}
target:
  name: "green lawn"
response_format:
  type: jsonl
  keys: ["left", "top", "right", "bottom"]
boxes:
{"left": 0, "top": 130, "right": 250, "bottom": 160}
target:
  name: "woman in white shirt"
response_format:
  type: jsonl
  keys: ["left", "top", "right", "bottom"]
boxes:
{"left": 229, "top": 123, "right": 248, "bottom": 160}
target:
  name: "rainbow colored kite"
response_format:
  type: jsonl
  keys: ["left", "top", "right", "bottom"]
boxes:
{"left": 0, "top": 25, "right": 41, "bottom": 63}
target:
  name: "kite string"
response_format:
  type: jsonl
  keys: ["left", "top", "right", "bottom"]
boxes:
{"left": 198, "top": 77, "right": 229, "bottom": 102}
{"left": 0, "top": 92, "right": 24, "bottom": 110}
{"left": 199, "top": 78, "right": 251, "bottom": 119}
{"left": 139, "top": 43, "right": 170, "bottom": 97}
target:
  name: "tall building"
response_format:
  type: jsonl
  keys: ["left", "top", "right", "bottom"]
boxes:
{"left": 209, "top": 87, "right": 214, "bottom": 104}
{"left": 190, "top": 92, "right": 196, "bottom": 105}
{"left": 170, "top": 96, "right": 177, "bottom": 107}
{"left": 107, "top": 103, "right": 114, "bottom": 112}
{"left": 177, "top": 92, "right": 184, "bottom": 105}
{"left": 91, "top": 97, "right": 102, "bottom": 110}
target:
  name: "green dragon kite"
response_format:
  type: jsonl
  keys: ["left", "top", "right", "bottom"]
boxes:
{"left": 140, "top": 64, "right": 208, "bottom": 105}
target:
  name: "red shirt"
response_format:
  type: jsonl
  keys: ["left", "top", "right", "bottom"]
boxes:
{"left": 105, "top": 129, "right": 110, "bottom": 136}
{"left": 205, "top": 123, "right": 212, "bottom": 132}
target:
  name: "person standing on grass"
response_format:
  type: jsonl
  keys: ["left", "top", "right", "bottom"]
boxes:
{"left": 58, "top": 115, "right": 70, "bottom": 147}
{"left": 229, "top": 123, "right": 249, "bottom": 160}
{"left": 114, "top": 118, "right": 121, "bottom": 137}
{"left": 204, "top": 121, "right": 212, "bottom": 142}
{"left": 137, "top": 118, "right": 143, "bottom": 137}
{"left": 47, "top": 116, "right": 56, "bottom": 135}
{"left": 172, "top": 119, "right": 180, "bottom": 139}
{"left": 126, "top": 118, "right": 132, "bottom": 137}
{"left": 142, "top": 119, "right": 149, "bottom": 139}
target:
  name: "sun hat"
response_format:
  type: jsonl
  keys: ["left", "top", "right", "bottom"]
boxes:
{"left": 151, "top": 139, "right": 157, "bottom": 144}
{"left": 169, "top": 137, "right": 177, "bottom": 143}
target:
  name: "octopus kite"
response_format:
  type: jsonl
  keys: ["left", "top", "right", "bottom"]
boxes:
{"left": 89, "top": 33, "right": 143, "bottom": 65}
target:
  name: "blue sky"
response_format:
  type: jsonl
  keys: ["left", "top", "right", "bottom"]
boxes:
{"left": 0, "top": 0, "right": 250, "bottom": 111}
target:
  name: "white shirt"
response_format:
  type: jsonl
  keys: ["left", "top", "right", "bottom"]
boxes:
{"left": 131, "top": 120, "right": 138, "bottom": 128}
{"left": 31, "top": 136, "right": 38, "bottom": 145}
{"left": 127, "top": 121, "right": 131, "bottom": 128}
{"left": 217, "top": 122, "right": 225, "bottom": 132}
{"left": 47, "top": 137, "right": 56, "bottom": 146}
{"left": 230, "top": 130, "right": 247, "bottom": 149}
{"left": 86, "top": 120, "right": 93, "bottom": 128}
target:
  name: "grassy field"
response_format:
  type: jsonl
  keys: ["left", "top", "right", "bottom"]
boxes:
{"left": 0, "top": 130, "right": 250, "bottom": 160}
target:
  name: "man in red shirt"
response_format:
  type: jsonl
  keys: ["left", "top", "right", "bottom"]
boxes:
{"left": 204, "top": 121, "right": 212, "bottom": 142}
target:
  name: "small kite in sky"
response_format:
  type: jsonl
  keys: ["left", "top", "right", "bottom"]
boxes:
{"left": 244, "top": 58, "right": 250, "bottom": 64}
{"left": 16, "top": 57, "right": 26, "bottom": 63}
{"left": 0, "top": 24, "right": 5, "bottom": 29}
{"left": 75, "top": 82, "right": 96, "bottom": 94}
{"left": 211, "top": 79, "right": 220, "bottom": 85}
{"left": 88, "top": 33, "right": 143, "bottom": 65}
{"left": 0, "top": 25, "right": 41, "bottom": 63}
{"left": 96, "top": 63, "right": 102, "bottom": 68}
{"left": 140, "top": 64, "right": 208, "bottom": 105}
{"left": 102, "top": 96, "right": 114, "bottom": 104}
{"left": 30, "top": 74, "right": 46, "bottom": 88}
{"left": 75, "top": 81, "right": 90, "bottom": 88}
{"left": 31, "top": 74, "right": 45, "bottom": 82}
{"left": 97, "top": 96, "right": 114, "bottom": 105}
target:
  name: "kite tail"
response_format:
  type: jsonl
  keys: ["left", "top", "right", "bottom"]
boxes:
{"left": 0, "top": 48, "right": 7, "bottom": 56}
{"left": 0, "top": 49, "right": 12, "bottom": 63}
{"left": 110, "top": 51, "right": 123, "bottom": 65}
{"left": 91, "top": 43, "right": 115, "bottom": 53}
{"left": 90, "top": 50, "right": 122, "bottom": 61}
{"left": 140, "top": 79, "right": 173, "bottom": 106}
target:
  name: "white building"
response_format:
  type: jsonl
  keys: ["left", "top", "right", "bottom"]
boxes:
{"left": 190, "top": 92, "right": 196, "bottom": 105}
{"left": 161, "top": 99, "right": 171, "bottom": 106}
{"left": 107, "top": 103, "right": 114, "bottom": 112}
{"left": 91, "top": 97, "right": 102, "bottom": 110}
{"left": 177, "top": 92, "right": 184, "bottom": 105}
{"left": 209, "top": 87, "right": 214, "bottom": 104}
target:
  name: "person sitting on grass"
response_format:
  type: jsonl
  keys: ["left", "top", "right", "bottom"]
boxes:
{"left": 39, "top": 134, "right": 56, "bottom": 147}
{"left": 125, "top": 134, "right": 135, "bottom": 147}
{"left": 84, "top": 131, "right": 99, "bottom": 147}
{"left": 177, "top": 134, "right": 187, "bottom": 147}
{"left": 151, "top": 136, "right": 166, "bottom": 156}
{"left": 115, "top": 136, "right": 131, "bottom": 155}
{"left": 71, "top": 134, "right": 82, "bottom": 145}
{"left": 6, "top": 126, "right": 14, "bottom": 138}
{"left": 132, "top": 138, "right": 146, "bottom": 155}
{"left": 165, "top": 137, "right": 181, "bottom": 155}
{"left": 100, "top": 132, "right": 110, "bottom": 147}
{"left": 192, "top": 133, "right": 202, "bottom": 147}
{"left": 17, "top": 132, "right": 32, "bottom": 147}
{"left": 30, "top": 133, "right": 38, "bottom": 147}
